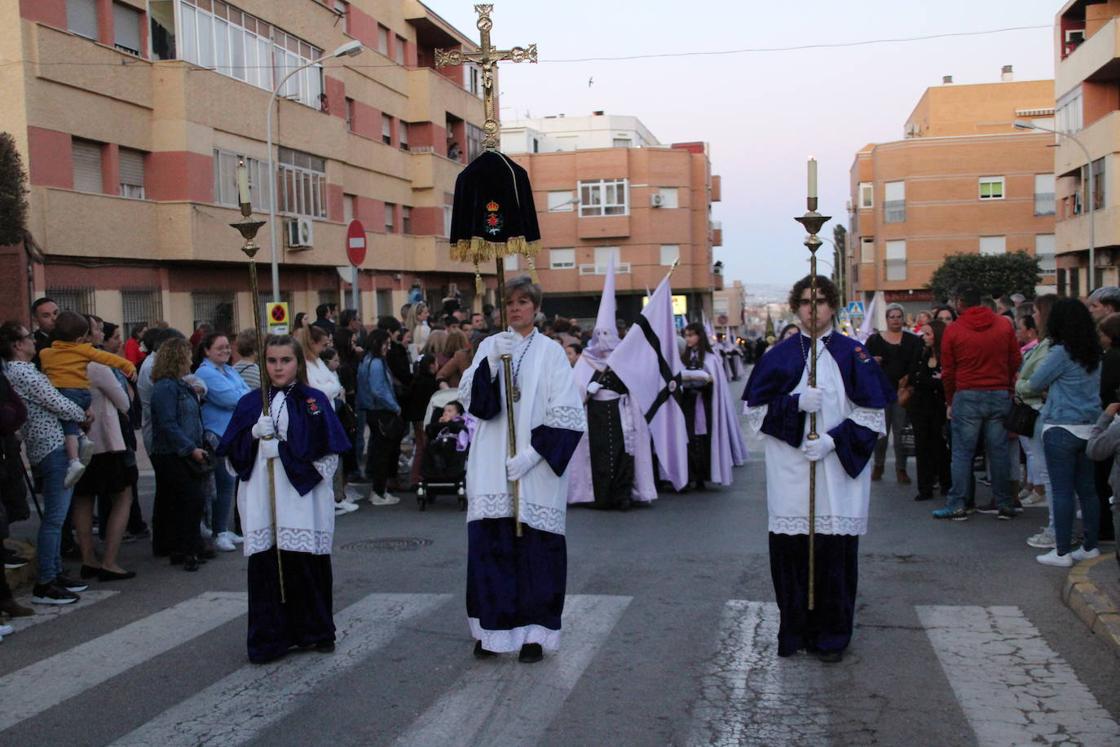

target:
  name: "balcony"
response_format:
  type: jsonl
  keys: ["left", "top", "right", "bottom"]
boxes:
{"left": 711, "top": 175, "right": 722, "bottom": 202}
{"left": 1057, "top": 17, "right": 1120, "bottom": 95}
{"left": 406, "top": 66, "right": 484, "bottom": 129}
{"left": 577, "top": 215, "right": 630, "bottom": 240}
{"left": 1055, "top": 110, "right": 1120, "bottom": 175}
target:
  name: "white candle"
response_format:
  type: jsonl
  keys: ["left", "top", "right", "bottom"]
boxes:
{"left": 237, "top": 160, "right": 251, "bottom": 205}
{"left": 807, "top": 156, "right": 818, "bottom": 199}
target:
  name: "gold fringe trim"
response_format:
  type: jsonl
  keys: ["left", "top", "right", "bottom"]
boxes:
{"left": 526, "top": 254, "right": 540, "bottom": 284}
{"left": 474, "top": 263, "right": 484, "bottom": 295}
{"left": 451, "top": 236, "right": 542, "bottom": 264}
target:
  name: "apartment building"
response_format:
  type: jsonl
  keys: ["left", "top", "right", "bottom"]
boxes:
{"left": 0, "top": 0, "right": 490, "bottom": 332}
{"left": 1053, "top": 0, "right": 1120, "bottom": 295}
{"left": 848, "top": 73, "right": 1057, "bottom": 318}
{"left": 501, "top": 113, "right": 723, "bottom": 321}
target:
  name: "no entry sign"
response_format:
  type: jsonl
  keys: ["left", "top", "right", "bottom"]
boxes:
{"left": 347, "top": 220, "right": 367, "bottom": 267}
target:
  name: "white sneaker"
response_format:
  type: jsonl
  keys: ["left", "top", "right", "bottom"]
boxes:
{"left": 78, "top": 436, "right": 95, "bottom": 466}
{"left": 336, "top": 499, "right": 360, "bottom": 513}
{"left": 213, "top": 534, "right": 237, "bottom": 552}
{"left": 1070, "top": 546, "right": 1101, "bottom": 562}
{"left": 369, "top": 493, "right": 400, "bottom": 506}
{"left": 220, "top": 531, "right": 243, "bottom": 545}
{"left": 1020, "top": 492, "right": 1048, "bottom": 507}
{"left": 0, "top": 623, "right": 12, "bottom": 636}
{"left": 335, "top": 504, "right": 349, "bottom": 515}
{"left": 63, "top": 460, "right": 86, "bottom": 489}
{"left": 1026, "top": 528, "right": 1055, "bottom": 549}
{"left": 1036, "top": 549, "right": 1073, "bottom": 567}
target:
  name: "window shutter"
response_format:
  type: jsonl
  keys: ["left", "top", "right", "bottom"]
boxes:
{"left": 67, "top": 0, "right": 98, "bottom": 39}
{"left": 72, "top": 140, "right": 103, "bottom": 193}
{"left": 113, "top": 3, "right": 142, "bottom": 53}
{"left": 119, "top": 148, "right": 145, "bottom": 190}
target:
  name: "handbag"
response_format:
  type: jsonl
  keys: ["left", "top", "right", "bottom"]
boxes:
{"left": 1004, "top": 396, "right": 1039, "bottom": 436}
{"left": 377, "top": 411, "right": 407, "bottom": 442}
{"left": 896, "top": 374, "right": 913, "bottom": 409}
{"left": 899, "top": 422, "right": 917, "bottom": 457}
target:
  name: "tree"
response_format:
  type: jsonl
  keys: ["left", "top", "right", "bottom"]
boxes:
{"left": 928, "top": 251, "right": 1041, "bottom": 302}
{"left": 0, "top": 132, "right": 28, "bottom": 246}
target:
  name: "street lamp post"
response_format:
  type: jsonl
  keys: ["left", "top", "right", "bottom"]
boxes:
{"left": 266, "top": 40, "right": 363, "bottom": 303}
{"left": 1014, "top": 119, "right": 1095, "bottom": 293}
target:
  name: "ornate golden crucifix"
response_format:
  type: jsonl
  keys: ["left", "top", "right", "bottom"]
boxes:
{"left": 434, "top": 4, "right": 537, "bottom": 151}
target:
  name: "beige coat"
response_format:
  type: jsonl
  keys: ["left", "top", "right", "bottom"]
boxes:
{"left": 86, "top": 362, "right": 131, "bottom": 454}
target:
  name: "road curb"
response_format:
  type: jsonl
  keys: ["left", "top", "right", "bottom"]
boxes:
{"left": 1061, "top": 555, "right": 1120, "bottom": 659}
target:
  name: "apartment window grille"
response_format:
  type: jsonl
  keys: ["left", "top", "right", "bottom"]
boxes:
{"left": 121, "top": 290, "right": 163, "bottom": 337}
{"left": 113, "top": 3, "right": 142, "bottom": 55}
{"left": 660, "top": 245, "right": 680, "bottom": 266}
{"left": 884, "top": 240, "right": 906, "bottom": 281}
{"left": 883, "top": 181, "right": 905, "bottom": 223}
{"left": 46, "top": 287, "right": 95, "bottom": 316}
{"left": 119, "top": 148, "right": 146, "bottom": 199}
{"left": 979, "top": 176, "right": 1005, "bottom": 200}
{"left": 466, "top": 124, "right": 484, "bottom": 161}
{"left": 382, "top": 114, "right": 393, "bottom": 146}
{"left": 177, "top": 0, "right": 323, "bottom": 107}
{"left": 276, "top": 147, "right": 326, "bottom": 218}
{"left": 192, "top": 291, "right": 237, "bottom": 335}
{"left": 1034, "top": 173, "right": 1055, "bottom": 216}
{"left": 384, "top": 202, "right": 396, "bottom": 233}
{"left": 67, "top": 0, "right": 98, "bottom": 40}
{"left": 1035, "top": 234, "right": 1056, "bottom": 274}
{"left": 859, "top": 182, "right": 873, "bottom": 208}
{"left": 549, "top": 248, "right": 575, "bottom": 269}
{"left": 213, "top": 149, "right": 268, "bottom": 211}
{"left": 979, "top": 236, "right": 1006, "bottom": 256}
{"left": 579, "top": 179, "right": 629, "bottom": 217}
{"left": 401, "top": 206, "right": 412, "bottom": 234}
{"left": 72, "top": 139, "right": 103, "bottom": 193}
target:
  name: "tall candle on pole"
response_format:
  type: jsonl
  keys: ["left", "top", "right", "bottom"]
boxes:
{"left": 794, "top": 156, "right": 831, "bottom": 611}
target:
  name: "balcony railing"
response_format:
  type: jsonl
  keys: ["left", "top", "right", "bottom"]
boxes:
{"left": 579, "top": 263, "right": 631, "bottom": 275}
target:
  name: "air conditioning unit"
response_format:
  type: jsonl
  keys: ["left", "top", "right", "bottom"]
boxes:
{"left": 286, "top": 217, "right": 314, "bottom": 249}
{"left": 650, "top": 193, "right": 664, "bottom": 208}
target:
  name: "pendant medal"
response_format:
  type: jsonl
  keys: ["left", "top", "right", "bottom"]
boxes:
{"left": 512, "top": 386, "right": 521, "bottom": 403}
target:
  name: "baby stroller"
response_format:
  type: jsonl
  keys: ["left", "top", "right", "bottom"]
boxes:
{"left": 417, "top": 388, "right": 468, "bottom": 511}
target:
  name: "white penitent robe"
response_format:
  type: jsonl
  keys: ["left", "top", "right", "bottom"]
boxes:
{"left": 459, "top": 330, "right": 587, "bottom": 534}
{"left": 238, "top": 389, "right": 339, "bottom": 556}
{"left": 746, "top": 337, "right": 886, "bottom": 536}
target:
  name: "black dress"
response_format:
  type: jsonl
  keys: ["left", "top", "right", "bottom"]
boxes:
{"left": 586, "top": 369, "right": 634, "bottom": 510}
{"left": 682, "top": 349, "right": 713, "bottom": 489}
{"left": 907, "top": 349, "right": 951, "bottom": 500}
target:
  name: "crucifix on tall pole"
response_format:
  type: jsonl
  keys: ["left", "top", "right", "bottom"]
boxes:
{"left": 435, "top": 5, "right": 537, "bottom": 537}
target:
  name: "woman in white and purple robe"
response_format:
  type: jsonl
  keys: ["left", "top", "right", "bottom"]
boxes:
{"left": 459, "top": 276, "right": 586, "bottom": 663}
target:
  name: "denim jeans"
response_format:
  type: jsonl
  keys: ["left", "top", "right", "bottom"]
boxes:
{"left": 873, "top": 400, "right": 910, "bottom": 471}
{"left": 58, "top": 387, "right": 91, "bottom": 438}
{"left": 34, "top": 445, "right": 74, "bottom": 584}
{"left": 946, "top": 390, "right": 1012, "bottom": 511}
{"left": 204, "top": 431, "right": 234, "bottom": 535}
{"left": 1043, "top": 427, "right": 1099, "bottom": 555}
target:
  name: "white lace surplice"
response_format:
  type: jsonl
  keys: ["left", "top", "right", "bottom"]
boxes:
{"left": 746, "top": 337, "right": 885, "bottom": 536}
{"left": 238, "top": 390, "right": 338, "bottom": 555}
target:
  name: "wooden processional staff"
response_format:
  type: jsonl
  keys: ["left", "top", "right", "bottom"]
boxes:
{"left": 794, "top": 158, "right": 831, "bottom": 611}
{"left": 435, "top": 4, "right": 537, "bottom": 537}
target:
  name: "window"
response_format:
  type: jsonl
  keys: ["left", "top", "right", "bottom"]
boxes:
{"left": 594, "top": 247, "right": 620, "bottom": 272}
{"left": 660, "top": 245, "right": 680, "bottom": 266}
{"left": 979, "top": 235, "right": 1006, "bottom": 256}
{"left": 72, "top": 139, "right": 103, "bottom": 193}
{"left": 549, "top": 248, "right": 575, "bottom": 269}
{"left": 121, "top": 290, "right": 163, "bottom": 337}
{"left": 885, "top": 240, "right": 906, "bottom": 281}
{"left": 394, "top": 35, "right": 406, "bottom": 65}
{"left": 579, "top": 179, "right": 629, "bottom": 217}
{"left": 1090, "top": 157, "right": 1107, "bottom": 210}
{"left": 401, "top": 206, "right": 412, "bottom": 234}
{"left": 384, "top": 202, "right": 396, "bottom": 233}
{"left": 376, "top": 289, "right": 392, "bottom": 317}
{"left": 213, "top": 149, "right": 268, "bottom": 211}
{"left": 612, "top": 138, "right": 631, "bottom": 148}
{"left": 276, "top": 147, "right": 326, "bottom": 218}
{"left": 1035, "top": 173, "right": 1055, "bottom": 215}
{"left": 399, "top": 122, "right": 409, "bottom": 151}
{"left": 149, "top": 0, "right": 176, "bottom": 60}
{"left": 466, "top": 64, "right": 482, "bottom": 97}
{"left": 119, "top": 148, "right": 145, "bottom": 199}
{"left": 443, "top": 192, "right": 453, "bottom": 237}
{"left": 466, "top": 123, "right": 484, "bottom": 161}
{"left": 47, "top": 287, "right": 95, "bottom": 315}
{"left": 342, "top": 194, "right": 354, "bottom": 223}
{"left": 334, "top": 0, "right": 350, "bottom": 32}
{"left": 657, "top": 188, "right": 679, "bottom": 208}
{"left": 345, "top": 97, "right": 355, "bottom": 131}
{"left": 505, "top": 253, "right": 519, "bottom": 271}
{"left": 859, "top": 182, "right": 873, "bottom": 208}
{"left": 547, "top": 191, "right": 574, "bottom": 212}
{"left": 382, "top": 114, "right": 393, "bottom": 145}
{"left": 883, "top": 181, "right": 905, "bottom": 222}
{"left": 979, "top": 176, "right": 1005, "bottom": 200}
{"left": 177, "top": 0, "right": 321, "bottom": 108}
{"left": 113, "top": 3, "right": 142, "bottom": 55}
{"left": 377, "top": 25, "right": 389, "bottom": 55}
{"left": 1056, "top": 86, "right": 1083, "bottom": 134}
{"left": 860, "top": 237, "right": 875, "bottom": 264}
{"left": 1035, "top": 234, "right": 1056, "bottom": 273}
{"left": 67, "top": 0, "right": 98, "bottom": 40}
{"left": 191, "top": 291, "right": 237, "bottom": 335}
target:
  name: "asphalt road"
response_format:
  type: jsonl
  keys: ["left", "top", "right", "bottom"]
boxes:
{"left": 3, "top": 379, "right": 1119, "bottom": 746}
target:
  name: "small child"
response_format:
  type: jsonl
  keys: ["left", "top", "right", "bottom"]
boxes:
{"left": 431, "top": 401, "right": 469, "bottom": 451}
{"left": 39, "top": 311, "right": 136, "bottom": 487}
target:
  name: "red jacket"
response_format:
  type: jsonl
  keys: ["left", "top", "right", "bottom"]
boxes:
{"left": 941, "top": 306, "right": 1021, "bottom": 403}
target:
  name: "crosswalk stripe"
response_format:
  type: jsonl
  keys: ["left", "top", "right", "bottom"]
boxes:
{"left": 917, "top": 605, "right": 1120, "bottom": 747}
{"left": 5, "top": 590, "right": 118, "bottom": 634}
{"left": 0, "top": 591, "right": 247, "bottom": 733}
{"left": 392, "top": 594, "right": 632, "bottom": 747}
{"left": 111, "top": 593, "right": 451, "bottom": 746}
{"left": 685, "top": 600, "right": 831, "bottom": 746}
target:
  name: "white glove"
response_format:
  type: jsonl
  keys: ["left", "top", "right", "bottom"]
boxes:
{"left": 251, "top": 415, "right": 275, "bottom": 439}
{"left": 798, "top": 387, "right": 823, "bottom": 414}
{"left": 487, "top": 332, "right": 517, "bottom": 377}
{"left": 681, "top": 369, "right": 712, "bottom": 383}
{"left": 586, "top": 381, "right": 603, "bottom": 396}
{"left": 506, "top": 447, "right": 543, "bottom": 481}
{"left": 259, "top": 437, "right": 280, "bottom": 460}
{"left": 801, "top": 432, "right": 835, "bottom": 462}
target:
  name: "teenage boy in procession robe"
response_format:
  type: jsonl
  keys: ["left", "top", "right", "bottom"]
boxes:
{"left": 459, "top": 276, "right": 586, "bottom": 663}
{"left": 218, "top": 335, "right": 351, "bottom": 664}
{"left": 743, "top": 276, "right": 894, "bottom": 662}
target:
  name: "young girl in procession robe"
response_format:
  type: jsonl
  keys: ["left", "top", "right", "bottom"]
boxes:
{"left": 459, "top": 276, "right": 586, "bottom": 663}
{"left": 743, "top": 276, "right": 894, "bottom": 662}
{"left": 218, "top": 335, "right": 351, "bottom": 664}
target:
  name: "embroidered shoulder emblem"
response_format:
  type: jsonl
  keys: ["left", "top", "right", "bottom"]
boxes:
{"left": 854, "top": 345, "right": 871, "bottom": 363}
{"left": 306, "top": 397, "right": 321, "bottom": 415}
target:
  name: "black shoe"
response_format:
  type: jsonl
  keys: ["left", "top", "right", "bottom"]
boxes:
{"left": 975, "top": 502, "right": 998, "bottom": 515}
{"left": 3, "top": 548, "right": 29, "bottom": 569}
{"left": 473, "top": 640, "right": 497, "bottom": 659}
{"left": 518, "top": 643, "right": 543, "bottom": 663}
{"left": 996, "top": 507, "right": 1016, "bottom": 521}
{"left": 816, "top": 649, "right": 844, "bottom": 664}
{"left": 31, "top": 581, "right": 79, "bottom": 605}
{"left": 79, "top": 564, "right": 101, "bottom": 579}
{"left": 97, "top": 568, "right": 136, "bottom": 581}
{"left": 55, "top": 573, "right": 88, "bottom": 593}
{"left": 183, "top": 556, "right": 200, "bottom": 572}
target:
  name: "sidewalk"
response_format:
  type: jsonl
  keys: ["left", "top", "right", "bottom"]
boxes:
{"left": 1063, "top": 552, "right": 1120, "bottom": 660}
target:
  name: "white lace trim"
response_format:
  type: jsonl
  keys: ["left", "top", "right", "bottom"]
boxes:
{"left": 243, "top": 526, "right": 333, "bottom": 555}
{"left": 544, "top": 405, "right": 586, "bottom": 431}
{"left": 313, "top": 454, "right": 339, "bottom": 482}
{"left": 769, "top": 515, "right": 867, "bottom": 536}
{"left": 467, "top": 493, "right": 567, "bottom": 535}
{"left": 745, "top": 404, "right": 768, "bottom": 434}
{"left": 849, "top": 406, "right": 886, "bottom": 435}
{"left": 468, "top": 618, "right": 562, "bottom": 653}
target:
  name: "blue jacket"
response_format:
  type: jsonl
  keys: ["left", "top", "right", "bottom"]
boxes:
{"left": 1025, "top": 343, "right": 1102, "bottom": 426}
{"left": 356, "top": 356, "right": 399, "bottom": 413}
{"left": 150, "top": 378, "right": 204, "bottom": 456}
{"left": 194, "top": 359, "right": 250, "bottom": 435}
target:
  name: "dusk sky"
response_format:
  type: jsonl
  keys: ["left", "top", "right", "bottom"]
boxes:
{"left": 424, "top": 0, "right": 1060, "bottom": 289}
